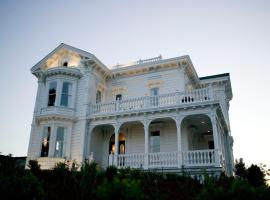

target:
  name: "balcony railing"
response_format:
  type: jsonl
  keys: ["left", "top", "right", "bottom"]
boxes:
{"left": 182, "top": 150, "right": 216, "bottom": 167}
{"left": 90, "top": 87, "right": 212, "bottom": 115}
{"left": 109, "top": 150, "right": 217, "bottom": 169}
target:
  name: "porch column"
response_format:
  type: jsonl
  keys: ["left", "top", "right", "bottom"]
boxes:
{"left": 113, "top": 124, "right": 121, "bottom": 166}
{"left": 210, "top": 113, "right": 221, "bottom": 167}
{"left": 85, "top": 125, "right": 94, "bottom": 161}
{"left": 143, "top": 120, "right": 150, "bottom": 169}
{"left": 48, "top": 124, "right": 56, "bottom": 157}
{"left": 174, "top": 116, "right": 184, "bottom": 168}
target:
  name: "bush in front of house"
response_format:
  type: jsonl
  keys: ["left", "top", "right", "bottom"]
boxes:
{"left": 1, "top": 156, "right": 270, "bottom": 200}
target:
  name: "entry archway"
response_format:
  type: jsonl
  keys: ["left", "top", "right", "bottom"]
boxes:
{"left": 181, "top": 114, "right": 213, "bottom": 151}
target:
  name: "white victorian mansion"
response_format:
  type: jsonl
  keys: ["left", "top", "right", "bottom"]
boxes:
{"left": 27, "top": 43, "right": 234, "bottom": 176}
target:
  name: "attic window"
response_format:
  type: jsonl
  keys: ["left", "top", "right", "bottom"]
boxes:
{"left": 63, "top": 62, "right": 68, "bottom": 67}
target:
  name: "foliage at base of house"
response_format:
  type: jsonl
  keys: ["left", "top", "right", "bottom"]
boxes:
{"left": 0, "top": 157, "right": 269, "bottom": 200}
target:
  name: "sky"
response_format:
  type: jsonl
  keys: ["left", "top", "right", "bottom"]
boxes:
{"left": 0, "top": 0, "right": 270, "bottom": 168}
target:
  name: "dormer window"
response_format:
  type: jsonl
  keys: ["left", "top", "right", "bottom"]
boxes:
{"left": 63, "top": 62, "right": 68, "bottom": 67}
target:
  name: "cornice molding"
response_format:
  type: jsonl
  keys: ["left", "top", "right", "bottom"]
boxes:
{"left": 39, "top": 67, "right": 83, "bottom": 79}
{"left": 36, "top": 114, "right": 78, "bottom": 124}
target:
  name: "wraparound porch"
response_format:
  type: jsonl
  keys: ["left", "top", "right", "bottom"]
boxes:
{"left": 86, "top": 113, "right": 225, "bottom": 170}
{"left": 109, "top": 149, "right": 218, "bottom": 169}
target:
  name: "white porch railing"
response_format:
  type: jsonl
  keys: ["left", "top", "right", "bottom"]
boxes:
{"left": 109, "top": 150, "right": 217, "bottom": 169}
{"left": 116, "top": 153, "right": 145, "bottom": 168}
{"left": 149, "top": 151, "right": 178, "bottom": 168}
{"left": 90, "top": 87, "right": 212, "bottom": 115}
{"left": 182, "top": 150, "right": 216, "bottom": 167}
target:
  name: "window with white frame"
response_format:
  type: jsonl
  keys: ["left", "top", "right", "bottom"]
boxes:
{"left": 150, "top": 87, "right": 159, "bottom": 106}
{"left": 48, "top": 82, "right": 57, "bottom": 106}
{"left": 40, "top": 126, "right": 51, "bottom": 157}
{"left": 60, "top": 82, "right": 72, "bottom": 107}
{"left": 54, "top": 127, "right": 66, "bottom": 158}
{"left": 150, "top": 131, "right": 160, "bottom": 152}
{"left": 150, "top": 87, "right": 159, "bottom": 96}
{"left": 96, "top": 90, "right": 102, "bottom": 104}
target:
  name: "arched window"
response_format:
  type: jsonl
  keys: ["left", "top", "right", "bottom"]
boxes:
{"left": 96, "top": 90, "right": 102, "bottom": 104}
{"left": 63, "top": 62, "right": 68, "bottom": 67}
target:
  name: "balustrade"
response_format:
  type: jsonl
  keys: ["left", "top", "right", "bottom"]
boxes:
{"left": 148, "top": 151, "right": 178, "bottom": 168}
{"left": 182, "top": 150, "right": 216, "bottom": 166}
{"left": 108, "top": 150, "right": 217, "bottom": 169}
{"left": 90, "top": 87, "right": 212, "bottom": 115}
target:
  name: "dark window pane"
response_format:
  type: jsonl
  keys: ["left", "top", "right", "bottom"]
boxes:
{"left": 60, "top": 94, "right": 68, "bottom": 106}
{"left": 48, "top": 82, "right": 57, "bottom": 106}
{"left": 150, "top": 131, "right": 160, "bottom": 152}
{"left": 60, "top": 82, "right": 71, "bottom": 107}
{"left": 116, "top": 94, "right": 122, "bottom": 101}
{"left": 208, "top": 141, "right": 214, "bottom": 149}
{"left": 62, "top": 82, "right": 69, "bottom": 94}
{"left": 48, "top": 94, "right": 56, "bottom": 106}
{"left": 41, "top": 127, "right": 51, "bottom": 157}
{"left": 54, "top": 127, "right": 65, "bottom": 158}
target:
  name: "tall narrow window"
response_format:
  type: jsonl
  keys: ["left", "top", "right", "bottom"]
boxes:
{"left": 150, "top": 131, "right": 160, "bottom": 152}
{"left": 96, "top": 90, "right": 102, "bottom": 104}
{"left": 150, "top": 87, "right": 159, "bottom": 96}
{"left": 150, "top": 87, "right": 159, "bottom": 106}
{"left": 48, "top": 82, "right": 57, "bottom": 106}
{"left": 41, "top": 127, "right": 51, "bottom": 157}
{"left": 60, "top": 82, "right": 72, "bottom": 107}
{"left": 54, "top": 127, "right": 65, "bottom": 158}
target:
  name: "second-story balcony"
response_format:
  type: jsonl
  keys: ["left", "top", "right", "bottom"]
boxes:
{"left": 89, "top": 87, "right": 215, "bottom": 116}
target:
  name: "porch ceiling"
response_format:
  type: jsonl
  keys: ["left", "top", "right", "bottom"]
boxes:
{"left": 183, "top": 114, "right": 212, "bottom": 135}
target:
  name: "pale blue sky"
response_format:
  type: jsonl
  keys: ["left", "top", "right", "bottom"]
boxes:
{"left": 0, "top": 0, "right": 270, "bottom": 167}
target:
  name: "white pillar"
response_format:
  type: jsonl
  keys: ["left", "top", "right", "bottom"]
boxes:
{"left": 114, "top": 126, "right": 120, "bottom": 155}
{"left": 113, "top": 124, "right": 120, "bottom": 166}
{"left": 143, "top": 120, "right": 150, "bottom": 169}
{"left": 174, "top": 116, "right": 184, "bottom": 168}
{"left": 210, "top": 113, "right": 221, "bottom": 167}
{"left": 85, "top": 125, "right": 94, "bottom": 160}
{"left": 48, "top": 124, "right": 56, "bottom": 157}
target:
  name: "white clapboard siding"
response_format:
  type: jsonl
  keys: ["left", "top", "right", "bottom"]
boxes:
{"left": 106, "top": 68, "right": 185, "bottom": 102}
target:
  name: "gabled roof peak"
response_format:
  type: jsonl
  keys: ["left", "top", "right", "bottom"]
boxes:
{"left": 31, "top": 43, "right": 97, "bottom": 73}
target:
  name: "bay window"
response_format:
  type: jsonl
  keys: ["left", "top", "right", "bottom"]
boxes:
{"left": 54, "top": 127, "right": 65, "bottom": 158}
{"left": 60, "top": 82, "right": 72, "bottom": 107}
{"left": 47, "top": 80, "right": 73, "bottom": 108}
{"left": 41, "top": 126, "right": 51, "bottom": 157}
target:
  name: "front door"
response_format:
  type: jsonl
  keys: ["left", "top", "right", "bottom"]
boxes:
{"left": 109, "top": 140, "right": 125, "bottom": 154}
{"left": 109, "top": 133, "right": 125, "bottom": 154}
